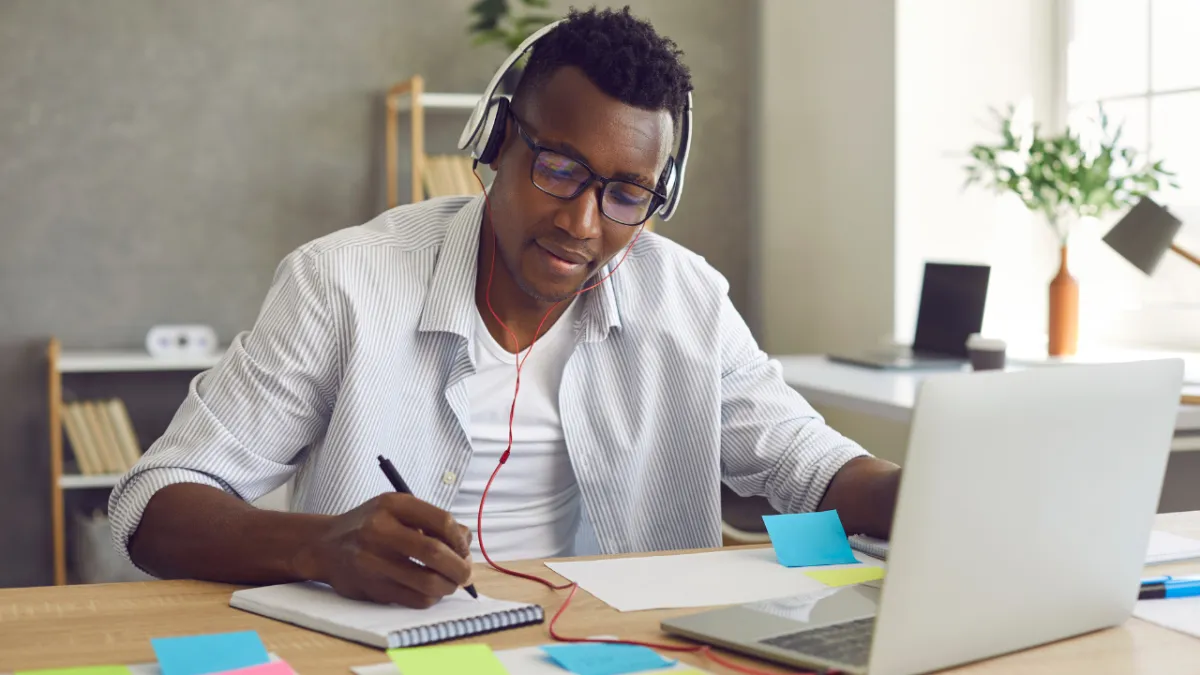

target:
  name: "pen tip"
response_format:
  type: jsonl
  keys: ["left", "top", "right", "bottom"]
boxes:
{"left": 465, "top": 584, "right": 479, "bottom": 599}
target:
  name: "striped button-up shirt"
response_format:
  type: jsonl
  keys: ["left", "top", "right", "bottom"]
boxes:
{"left": 109, "top": 194, "right": 869, "bottom": 561}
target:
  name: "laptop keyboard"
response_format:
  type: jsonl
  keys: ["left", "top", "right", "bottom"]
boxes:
{"left": 758, "top": 617, "right": 875, "bottom": 668}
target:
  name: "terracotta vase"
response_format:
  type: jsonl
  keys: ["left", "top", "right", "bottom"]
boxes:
{"left": 1048, "top": 244, "right": 1079, "bottom": 356}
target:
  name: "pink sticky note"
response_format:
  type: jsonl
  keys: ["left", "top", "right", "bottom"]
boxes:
{"left": 210, "top": 663, "right": 294, "bottom": 675}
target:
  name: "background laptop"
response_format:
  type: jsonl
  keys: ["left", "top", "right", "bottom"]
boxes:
{"left": 662, "top": 359, "right": 1183, "bottom": 675}
{"left": 829, "top": 262, "right": 991, "bottom": 370}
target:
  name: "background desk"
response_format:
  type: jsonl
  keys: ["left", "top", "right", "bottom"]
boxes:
{"left": 774, "top": 355, "right": 1200, "bottom": 512}
{"left": 775, "top": 355, "right": 1200, "bottom": 443}
{"left": 2, "top": 512, "right": 1200, "bottom": 675}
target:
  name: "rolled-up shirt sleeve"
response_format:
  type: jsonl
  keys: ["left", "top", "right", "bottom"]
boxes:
{"left": 717, "top": 294, "right": 869, "bottom": 514}
{"left": 108, "top": 246, "right": 340, "bottom": 561}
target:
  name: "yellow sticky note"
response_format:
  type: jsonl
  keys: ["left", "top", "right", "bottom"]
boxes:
{"left": 17, "top": 662, "right": 131, "bottom": 667}
{"left": 387, "top": 644, "right": 508, "bottom": 675}
{"left": 804, "top": 566, "right": 886, "bottom": 587}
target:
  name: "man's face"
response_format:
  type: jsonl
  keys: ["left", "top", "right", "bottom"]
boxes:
{"left": 485, "top": 66, "right": 674, "bottom": 303}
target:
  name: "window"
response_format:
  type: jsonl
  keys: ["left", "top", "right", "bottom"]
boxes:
{"left": 1064, "top": 0, "right": 1200, "bottom": 349}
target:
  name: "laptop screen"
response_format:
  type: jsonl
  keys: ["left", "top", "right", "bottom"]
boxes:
{"left": 911, "top": 262, "right": 991, "bottom": 358}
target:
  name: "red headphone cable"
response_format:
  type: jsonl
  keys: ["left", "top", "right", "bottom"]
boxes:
{"left": 468, "top": 171, "right": 813, "bottom": 675}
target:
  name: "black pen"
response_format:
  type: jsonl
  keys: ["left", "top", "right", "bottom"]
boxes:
{"left": 377, "top": 455, "right": 478, "bottom": 599}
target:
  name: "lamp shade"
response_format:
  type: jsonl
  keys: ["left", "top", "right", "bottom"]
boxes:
{"left": 1102, "top": 197, "right": 1183, "bottom": 276}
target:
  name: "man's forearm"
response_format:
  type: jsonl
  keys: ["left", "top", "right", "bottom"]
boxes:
{"left": 818, "top": 456, "right": 901, "bottom": 538}
{"left": 129, "top": 483, "right": 330, "bottom": 585}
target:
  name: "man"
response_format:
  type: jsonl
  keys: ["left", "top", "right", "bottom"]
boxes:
{"left": 111, "top": 7, "right": 900, "bottom": 610}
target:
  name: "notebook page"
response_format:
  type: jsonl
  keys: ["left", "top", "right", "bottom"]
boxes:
{"left": 231, "top": 582, "right": 533, "bottom": 635}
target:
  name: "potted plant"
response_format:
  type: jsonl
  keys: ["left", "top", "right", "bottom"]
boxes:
{"left": 468, "top": 0, "right": 556, "bottom": 94}
{"left": 963, "top": 105, "right": 1177, "bottom": 356}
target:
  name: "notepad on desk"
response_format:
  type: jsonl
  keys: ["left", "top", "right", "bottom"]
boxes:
{"left": 848, "top": 530, "right": 1200, "bottom": 564}
{"left": 229, "top": 582, "right": 543, "bottom": 649}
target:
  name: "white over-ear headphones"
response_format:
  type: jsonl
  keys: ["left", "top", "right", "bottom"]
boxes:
{"left": 456, "top": 19, "right": 693, "bottom": 221}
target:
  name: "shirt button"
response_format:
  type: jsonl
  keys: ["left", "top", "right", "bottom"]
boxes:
{"left": 441, "top": 470, "right": 457, "bottom": 485}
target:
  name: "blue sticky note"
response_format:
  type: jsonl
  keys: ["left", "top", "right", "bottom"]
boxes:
{"left": 151, "top": 630, "right": 269, "bottom": 675}
{"left": 541, "top": 643, "right": 675, "bottom": 675}
{"left": 763, "top": 511, "right": 858, "bottom": 567}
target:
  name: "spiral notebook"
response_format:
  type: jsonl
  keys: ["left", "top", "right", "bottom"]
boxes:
{"left": 230, "top": 581, "right": 543, "bottom": 649}
{"left": 848, "top": 534, "right": 890, "bottom": 560}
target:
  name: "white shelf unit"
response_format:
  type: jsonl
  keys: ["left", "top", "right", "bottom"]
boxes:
{"left": 58, "top": 474, "right": 123, "bottom": 489}
{"left": 393, "top": 92, "right": 479, "bottom": 113}
{"left": 47, "top": 338, "right": 222, "bottom": 585}
{"left": 59, "top": 350, "right": 223, "bottom": 373}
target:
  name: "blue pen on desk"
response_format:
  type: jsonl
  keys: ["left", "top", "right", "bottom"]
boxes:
{"left": 1139, "top": 577, "right": 1200, "bottom": 600}
{"left": 377, "top": 455, "right": 478, "bottom": 599}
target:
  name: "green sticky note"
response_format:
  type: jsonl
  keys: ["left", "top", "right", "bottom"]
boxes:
{"left": 16, "top": 662, "right": 132, "bottom": 667}
{"left": 804, "top": 566, "right": 886, "bottom": 587}
{"left": 387, "top": 644, "right": 508, "bottom": 675}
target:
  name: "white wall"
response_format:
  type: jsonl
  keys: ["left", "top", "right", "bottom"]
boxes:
{"left": 894, "top": 0, "right": 1059, "bottom": 347}
{"left": 757, "top": 0, "right": 1065, "bottom": 356}
{"left": 755, "top": 0, "right": 1060, "bottom": 464}
{"left": 755, "top": 0, "right": 897, "bottom": 355}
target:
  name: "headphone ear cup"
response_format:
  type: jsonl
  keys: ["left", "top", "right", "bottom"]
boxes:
{"left": 656, "top": 156, "right": 677, "bottom": 212}
{"left": 476, "top": 97, "right": 510, "bottom": 166}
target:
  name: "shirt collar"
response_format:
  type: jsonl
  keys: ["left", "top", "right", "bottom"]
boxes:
{"left": 417, "top": 195, "right": 483, "bottom": 339}
{"left": 417, "top": 193, "right": 624, "bottom": 342}
{"left": 578, "top": 259, "right": 622, "bottom": 343}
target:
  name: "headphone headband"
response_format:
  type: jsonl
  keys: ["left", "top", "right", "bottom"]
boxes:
{"left": 457, "top": 20, "right": 563, "bottom": 152}
{"left": 457, "top": 18, "right": 692, "bottom": 221}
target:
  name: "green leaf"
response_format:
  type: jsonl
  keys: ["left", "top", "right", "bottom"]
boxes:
{"left": 469, "top": 0, "right": 509, "bottom": 28}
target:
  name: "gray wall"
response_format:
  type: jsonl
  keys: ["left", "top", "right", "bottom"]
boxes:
{"left": 0, "top": 0, "right": 755, "bottom": 587}
{"left": 755, "top": 0, "right": 896, "bottom": 355}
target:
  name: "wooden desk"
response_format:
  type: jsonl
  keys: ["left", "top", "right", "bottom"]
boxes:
{"left": 4, "top": 512, "right": 1200, "bottom": 675}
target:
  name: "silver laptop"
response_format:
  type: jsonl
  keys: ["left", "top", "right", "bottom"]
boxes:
{"left": 663, "top": 359, "right": 1183, "bottom": 675}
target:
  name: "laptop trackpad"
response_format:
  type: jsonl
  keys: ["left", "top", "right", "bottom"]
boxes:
{"left": 744, "top": 585, "right": 881, "bottom": 630}
{"left": 664, "top": 585, "right": 882, "bottom": 647}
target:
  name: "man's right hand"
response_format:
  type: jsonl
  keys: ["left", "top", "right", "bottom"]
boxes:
{"left": 292, "top": 493, "right": 475, "bottom": 608}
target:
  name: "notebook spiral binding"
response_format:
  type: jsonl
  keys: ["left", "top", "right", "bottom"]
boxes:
{"left": 392, "top": 605, "right": 545, "bottom": 648}
{"left": 848, "top": 534, "right": 889, "bottom": 560}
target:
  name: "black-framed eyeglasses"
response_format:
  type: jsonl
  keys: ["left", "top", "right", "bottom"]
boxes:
{"left": 511, "top": 113, "right": 666, "bottom": 226}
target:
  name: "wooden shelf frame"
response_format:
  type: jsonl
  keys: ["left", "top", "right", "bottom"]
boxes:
{"left": 385, "top": 75, "right": 425, "bottom": 209}
{"left": 46, "top": 337, "right": 222, "bottom": 585}
{"left": 385, "top": 75, "right": 485, "bottom": 208}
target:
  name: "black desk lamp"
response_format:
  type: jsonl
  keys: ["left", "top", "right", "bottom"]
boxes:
{"left": 1102, "top": 196, "right": 1199, "bottom": 404}
{"left": 1103, "top": 197, "right": 1198, "bottom": 274}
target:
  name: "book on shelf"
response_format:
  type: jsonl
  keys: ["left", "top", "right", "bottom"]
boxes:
{"left": 106, "top": 399, "right": 142, "bottom": 469}
{"left": 61, "top": 398, "right": 143, "bottom": 476}
{"left": 423, "top": 154, "right": 483, "bottom": 199}
{"left": 83, "top": 400, "right": 123, "bottom": 473}
{"left": 61, "top": 402, "right": 100, "bottom": 475}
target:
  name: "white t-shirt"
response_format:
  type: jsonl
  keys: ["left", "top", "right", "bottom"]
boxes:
{"left": 449, "top": 300, "right": 583, "bottom": 561}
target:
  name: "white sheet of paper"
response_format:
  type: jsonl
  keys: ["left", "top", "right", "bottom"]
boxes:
{"left": 544, "top": 547, "right": 883, "bottom": 612}
{"left": 1134, "top": 596, "right": 1200, "bottom": 639}
{"left": 1145, "top": 530, "right": 1200, "bottom": 564}
{"left": 351, "top": 645, "right": 709, "bottom": 675}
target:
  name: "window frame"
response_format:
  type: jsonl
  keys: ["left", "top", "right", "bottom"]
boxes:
{"left": 1055, "top": 0, "right": 1200, "bottom": 350}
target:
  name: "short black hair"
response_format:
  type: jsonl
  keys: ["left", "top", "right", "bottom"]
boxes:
{"left": 512, "top": 6, "right": 692, "bottom": 127}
